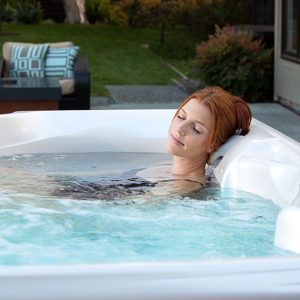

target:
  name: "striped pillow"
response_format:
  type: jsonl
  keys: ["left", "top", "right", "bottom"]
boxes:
{"left": 9, "top": 44, "right": 49, "bottom": 78}
{"left": 44, "top": 46, "right": 79, "bottom": 79}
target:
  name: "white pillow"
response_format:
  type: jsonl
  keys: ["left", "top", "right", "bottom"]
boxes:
{"left": 208, "top": 135, "right": 244, "bottom": 168}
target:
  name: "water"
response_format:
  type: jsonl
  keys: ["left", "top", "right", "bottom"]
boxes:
{"left": 0, "top": 152, "right": 291, "bottom": 265}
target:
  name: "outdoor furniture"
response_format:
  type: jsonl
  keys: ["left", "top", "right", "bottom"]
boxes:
{"left": 0, "top": 42, "right": 90, "bottom": 114}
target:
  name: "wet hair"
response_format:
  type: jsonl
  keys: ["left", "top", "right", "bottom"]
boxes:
{"left": 174, "top": 86, "right": 252, "bottom": 153}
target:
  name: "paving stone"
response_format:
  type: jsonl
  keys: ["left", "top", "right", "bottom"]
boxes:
{"left": 250, "top": 103, "right": 300, "bottom": 142}
{"left": 106, "top": 85, "right": 188, "bottom": 104}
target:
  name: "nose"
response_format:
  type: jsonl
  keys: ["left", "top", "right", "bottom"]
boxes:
{"left": 177, "top": 123, "right": 186, "bottom": 136}
{"left": 178, "top": 129, "right": 185, "bottom": 136}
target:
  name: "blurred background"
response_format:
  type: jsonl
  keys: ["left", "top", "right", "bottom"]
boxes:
{"left": 0, "top": 0, "right": 276, "bottom": 100}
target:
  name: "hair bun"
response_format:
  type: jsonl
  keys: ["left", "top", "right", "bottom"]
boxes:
{"left": 234, "top": 96, "right": 252, "bottom": 135}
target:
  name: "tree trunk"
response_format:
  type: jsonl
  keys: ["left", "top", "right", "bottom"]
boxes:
{"left": 64, "top": 0, "right": 88, "bottom": 24}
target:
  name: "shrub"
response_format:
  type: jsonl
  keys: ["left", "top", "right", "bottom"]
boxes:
{"left": 110, "top": 0, "right": 131, "bottom": 27}
{"left": 14, "top": 1, "right": 42, "bottom": 24}
{"left": 85, "top": 0, "right": 112, "bottom": 24}
{"left": 85, "top": 0, "right": 131, "bottom": 26}
{"left": 2, "top": 3, "right": 16, "bottom": 23}
{"left": 195, "top": 25, "right": 273, "bottom": 102}
{"left": 130, "top": 0, "right": 160, "bottom": 27}
{"left": 3, "top": 0, "right": 42, "bottom": 24}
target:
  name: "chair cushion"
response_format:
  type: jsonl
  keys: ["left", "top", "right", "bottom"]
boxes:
{"left": 44, "top": 46, "right": 79, "bottom": 79}
{"left": 59, "top": 78, "right": 75, "bottom": 95}
{"left": 3, "top": 41, "right": 74, "bottom": 76}
{"left": 9, "top": 44, "right": 49, "bottom": 78}
{"left": 3, "top": 42, "right": 78, "bottom": 95}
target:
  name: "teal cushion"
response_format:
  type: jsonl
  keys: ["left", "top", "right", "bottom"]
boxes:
{"left": 9, "top": 44, "right": 49, "bottom": 78}
{"left": 44, "top": 46, "right": 79, "bottom": 79}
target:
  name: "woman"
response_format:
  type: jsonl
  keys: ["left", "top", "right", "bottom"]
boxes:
{"left": 138, "top": 86, "right": 252, "bottom": 196}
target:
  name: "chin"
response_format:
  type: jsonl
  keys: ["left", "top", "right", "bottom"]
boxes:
{"left": 166, "top": 141, "right": 184, "bottom": 157}
{"left": 166, "top": 140, "right": 176, "bottom": 155}
{"left": 166, "top": 140, "right": 173, "bottom": 154}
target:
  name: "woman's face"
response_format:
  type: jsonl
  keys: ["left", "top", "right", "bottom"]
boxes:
{"left": 166, "top": 98, "right": 212, "bottom": 159}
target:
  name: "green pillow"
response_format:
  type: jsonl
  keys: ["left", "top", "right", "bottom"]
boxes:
{"left": 44, "top": 46, "right": 79, "bottom": 79}
{"left": 9, "top": 44, "right": 49, "bottom": 78}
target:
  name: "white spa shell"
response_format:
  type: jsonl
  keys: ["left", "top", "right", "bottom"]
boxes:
{"left": 0, "top": 110, "right": 300, "bottom": 300}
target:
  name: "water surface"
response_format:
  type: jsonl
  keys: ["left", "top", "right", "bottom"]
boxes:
{"left": 0, "top": 152, "right": 291, "bottom": 265}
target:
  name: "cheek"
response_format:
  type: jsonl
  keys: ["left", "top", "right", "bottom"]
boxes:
{"left": 169, "top": 119, "right": 177, "bottom": 132}
{"left": 166, "top": 134, "right": 176, "bottom": 154}
{"left": 189, "top": 135, "right": 210, "bottom": 153}
{"left": 166, "top": 123, "right": 177, "bottom": 153}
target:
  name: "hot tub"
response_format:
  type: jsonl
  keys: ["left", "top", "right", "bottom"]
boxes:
{"left": 0, "top": 110, "right": 300, "bottom": 300}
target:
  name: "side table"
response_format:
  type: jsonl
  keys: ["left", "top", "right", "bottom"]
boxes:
{"left": 0, "top": 77, "right": 61, "bottom": 114}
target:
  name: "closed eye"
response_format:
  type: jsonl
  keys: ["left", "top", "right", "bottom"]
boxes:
{"left": 193, "top": 127, "right": 201, "bottom": 134}
{"left": 177, "top": 115, "right": 185, "bottom": 120}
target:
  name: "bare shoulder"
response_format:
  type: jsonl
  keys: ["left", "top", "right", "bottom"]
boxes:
{"left": 136, "top": 161, "right": 172, "bottom": 182}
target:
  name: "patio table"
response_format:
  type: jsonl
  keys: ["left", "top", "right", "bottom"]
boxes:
{"left": 0, "top": 77, "right": 61, "bottom": 113}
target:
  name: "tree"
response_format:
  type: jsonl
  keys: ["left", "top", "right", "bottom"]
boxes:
{"left": 64, "top": 0, "right": 88, "bottom": 24}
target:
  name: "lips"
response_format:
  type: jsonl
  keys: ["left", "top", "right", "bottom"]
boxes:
{"left": 170, "top": 133, "right": 184, "bottom": 146}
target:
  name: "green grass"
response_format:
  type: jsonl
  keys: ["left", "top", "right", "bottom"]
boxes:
{"left": 0, "top": 23, "right": 194, "bottom": 96}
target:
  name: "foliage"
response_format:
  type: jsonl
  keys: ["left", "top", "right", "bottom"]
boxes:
{"left": 109, "top": 0, "right": 132, "bottom": 27}
{"left": 109, "top": 0, "right": 221, "bottom": 29}
{"left": 85, "top": 0, "right": 220, "bottom": 27}
{"left": 130, "top": 0, "right": 199, "bottom": 27}
{"left": 198, "top": 0, "right": 253, "bottom": 27}
{"left": 2, "top": 3, "right": 16, "bottom": 23}
{"left": 85, "top": 0, "right": 133, "bottom": 26}
{"left": 15, "top": 1, "right": 42, "bottom": 24}
{"left": 85, "top": 0, "right": 112, "bottom": 24}
{"left": 2, "top": 0, "right": 42, "bottom": 24}
{"left": 195, "top": 25, "right": 273, "bottom": 102}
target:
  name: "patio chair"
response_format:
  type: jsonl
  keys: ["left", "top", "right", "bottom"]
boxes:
{"left": 0, "top": 41, "right": 90, "bottom": 113}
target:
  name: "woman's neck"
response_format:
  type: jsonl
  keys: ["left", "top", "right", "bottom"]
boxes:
{"left": 171, "top": 155, "right": 207, "bottom": 182}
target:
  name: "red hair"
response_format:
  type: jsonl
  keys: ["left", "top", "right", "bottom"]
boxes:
{"left": 174, "top": 86, "right": 252, "bottom": 153}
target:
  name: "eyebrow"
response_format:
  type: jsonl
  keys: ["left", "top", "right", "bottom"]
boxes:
{"left": 180, "top": 108, "right": 208, "bottom": 129}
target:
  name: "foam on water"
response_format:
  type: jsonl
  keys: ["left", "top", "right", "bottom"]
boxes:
{"left": 0, "top": 152, "right": 292, "bottom": 265}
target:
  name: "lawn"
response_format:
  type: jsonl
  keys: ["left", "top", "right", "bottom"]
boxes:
{"left": 0, "top": 23, "right": 197, "bottom": 96}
